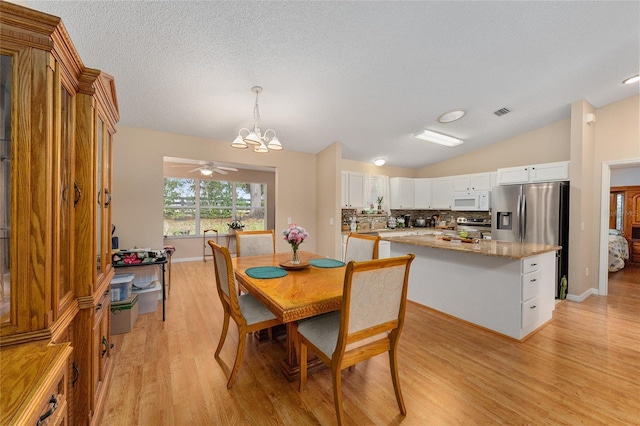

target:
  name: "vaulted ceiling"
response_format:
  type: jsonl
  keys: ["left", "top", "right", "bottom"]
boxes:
{"left": 28, "top": 1, "right": 640, "bottom": 169}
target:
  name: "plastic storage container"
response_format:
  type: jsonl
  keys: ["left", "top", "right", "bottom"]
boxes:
{"left": 113, "top": 265, "right": 159, "bottom": 289}
{"left": 110, "top": 273, "right": 135, "bottom": 302}
{"left": 131, "top": 281, "right": 162, "bottom": 314}
{"left": 110, "top": 294, "right": 139, "bottom": 334}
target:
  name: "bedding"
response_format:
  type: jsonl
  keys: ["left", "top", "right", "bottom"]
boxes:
{"left": 608, "top": 233, "right": 629, "bottom": 272}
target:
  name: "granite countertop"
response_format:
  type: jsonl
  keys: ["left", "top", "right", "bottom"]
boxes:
{"left": 381, "top": 234, "right": 560, "bottom": 260}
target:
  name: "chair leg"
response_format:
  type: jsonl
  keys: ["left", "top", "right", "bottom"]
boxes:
{"left": 332, "top": 366, "right": 345, "bottom": 426}
{"left": 227, "top": 329, "right": 247, "bottom": 389}
{"left": 389, "top": 349, "right": 406, "bottom": 415}
{"left": 215, "top": 312, "right": 230, "bottom": 358}
{"left": 299, "top": 341, "right": 307, "bottom": 391}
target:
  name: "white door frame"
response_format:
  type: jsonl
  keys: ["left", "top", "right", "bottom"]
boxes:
{"left": 599, "top": 158, "right": 640, "bottom": 295}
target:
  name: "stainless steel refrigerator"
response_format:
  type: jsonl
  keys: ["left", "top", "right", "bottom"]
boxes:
{"left": 491, "top": 181, "right": 570, "bottom": 298}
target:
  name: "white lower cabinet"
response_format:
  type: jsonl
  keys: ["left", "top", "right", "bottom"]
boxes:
{"left": 391, "top": 243, "right": 556, "bottom": 340}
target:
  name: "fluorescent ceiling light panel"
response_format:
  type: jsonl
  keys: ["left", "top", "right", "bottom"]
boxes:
{"left": 414, "top": 129, "right": 463, "bottom": 147}
{"left": 622, "top": 74, "right": 639, "bottom": 84}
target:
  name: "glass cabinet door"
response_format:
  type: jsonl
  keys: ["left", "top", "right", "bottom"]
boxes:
{"left": 0, "top": 54, "right": 11, "bottom": 323}
{"left": 55, "top": 81, "right": 74, "bottom": 313}
{"left": 96, "top": 117, "right": 103, "bottom": 278}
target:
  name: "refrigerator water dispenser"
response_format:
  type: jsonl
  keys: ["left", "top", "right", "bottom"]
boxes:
{"left": 497, "top": 212, "right": 512, "bottom": 230}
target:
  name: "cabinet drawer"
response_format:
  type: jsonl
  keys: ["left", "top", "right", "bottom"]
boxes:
{"left": 31, "top": 367, "right": 68, "bottom": 426}
{"left": 521, "top": 269, "right": 541, "bottom": 301}
{"left": 521, "top": 296, "right": 540, "bottom": 330}
{"left": 522, "top": 256, "right": 541, "bottom": 275}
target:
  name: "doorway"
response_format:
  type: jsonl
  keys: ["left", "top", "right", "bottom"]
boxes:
{"left": 599, "top": 159, "right": 640, "bottom": 295}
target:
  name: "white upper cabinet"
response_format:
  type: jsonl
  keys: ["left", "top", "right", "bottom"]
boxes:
{"left": 452, "top": 173, "right": 492, "bottom": 193}
{"left": 431, "top": 177, "right": 453, "bottom": 209}
{"left": 341, "top": 172, "right": 365, "bottom": 208}
{"left": 414, "top": 178, "right": 432, "bottom": 209}
{"left": 529, "top": 162, "right": 570, "bottom": 182}
{"left": 497, "top": 161, "right": 569, "bottom": 185}
{"left": 390, "top": 177, "right": 415, "bottom": 209}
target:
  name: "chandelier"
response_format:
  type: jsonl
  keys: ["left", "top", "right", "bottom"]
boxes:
{"left": 231, "top": 86, "right": 283, "bottom": 152}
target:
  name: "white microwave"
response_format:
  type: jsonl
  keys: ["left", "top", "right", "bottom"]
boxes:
{"left": 451, "top": 191, "right": 490, "bottom": 211}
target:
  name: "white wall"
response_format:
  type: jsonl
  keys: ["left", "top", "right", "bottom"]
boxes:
{"left": 112, "top": 127, "right": 319, "bottom": 258}
{"left": 610, "top": 167, "right": 640, "bottom": 186}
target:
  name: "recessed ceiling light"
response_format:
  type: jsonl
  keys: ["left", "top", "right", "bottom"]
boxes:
{"left": 622, "top": 74, "right": 639, "bottom": 84}
{"left": 374, "top": 158, "right": 386, "bottom": 166}
{"left": 437, "top": 110, "right": 466, "bottom": 123}
{"left": 414, "top": 129, "right": 463, "bottom": 147}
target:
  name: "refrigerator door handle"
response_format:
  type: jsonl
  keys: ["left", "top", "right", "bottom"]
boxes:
{"left": 517, "top": 194, "right": 522, "bottom": 242}
{"left": 521, "top": 194, "right": 527, "bottom": 241}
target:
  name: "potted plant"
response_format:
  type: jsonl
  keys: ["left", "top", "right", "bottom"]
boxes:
{"left": 376, "top": 196, "right": 384, "bottom": 213}
{"left": 227, "top": 221, "right": 244, "bottom": 235}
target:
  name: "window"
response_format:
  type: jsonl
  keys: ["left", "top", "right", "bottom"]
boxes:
{"left": 164, "top": 178, "right": 265, "bottom": 236}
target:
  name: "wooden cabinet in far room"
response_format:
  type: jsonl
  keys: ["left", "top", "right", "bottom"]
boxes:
{"left": 627, "top": 190, "right": 640, "bottom": 265}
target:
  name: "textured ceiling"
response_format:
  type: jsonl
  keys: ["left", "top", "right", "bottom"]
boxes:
{"left": 27, "top": 1, "right": 640, "bottom": 169}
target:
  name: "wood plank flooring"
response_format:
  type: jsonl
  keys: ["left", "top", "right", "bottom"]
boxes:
{"left": 100, "top": 261, "right": 640, "bottom": 425}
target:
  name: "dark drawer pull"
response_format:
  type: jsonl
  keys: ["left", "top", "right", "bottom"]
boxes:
{"left": 530, "top": 278, "right": 537, "bottom": 282}
{"left": 529, "top": 263, "right": 538, "bottom": 267}
{"left": 95, "top": 303, "right": 102, "bottom": 312}
{"left": 72, "top": 362, "right": 80, "bottom": 387}
{"left": 530, "top": 305, "right": 537, "bottom": 309}
{"left": 74, "top": 182, "right": 82, "bottom": 207}
{"left": 36, "top": 394, "right": 58, "bottom": 426}
{"left": 102, "top": 337, "right": 108, "bottom": 358}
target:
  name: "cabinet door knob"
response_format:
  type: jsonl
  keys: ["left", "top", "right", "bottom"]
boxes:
{"left": 72, "top": 362, "right": 80, "bottom": 387}
{"left": 530, "top": 305, "right": 537, "bottom": 309}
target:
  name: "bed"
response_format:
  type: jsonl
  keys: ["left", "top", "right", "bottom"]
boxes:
{"left": 608, "top": 230, "right": 629, "bottom": 272}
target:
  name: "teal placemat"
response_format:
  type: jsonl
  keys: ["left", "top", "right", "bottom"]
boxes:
{"left": 245, "top": 266, "right": 288, "bottom": 279}
{"left": 310, "top": 258, "right": 346, "bottom": 268}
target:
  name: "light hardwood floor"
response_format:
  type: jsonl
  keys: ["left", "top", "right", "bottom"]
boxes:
{"left": 100, "top": 261, "right": 640, "bottom": 425}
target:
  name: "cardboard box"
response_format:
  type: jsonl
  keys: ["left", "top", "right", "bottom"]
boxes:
{"left": 110, "top": 294, "right": 139, "bottom": 334}
{"left": 132, "top": 281, "right": 162, "bottom": 314}
{"left": 110, "top": 273, "right": 134, "bottom": 302}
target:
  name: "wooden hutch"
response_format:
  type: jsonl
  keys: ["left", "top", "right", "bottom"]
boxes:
{"left": 0, "top": 3, "right": 118, "bottom": 424}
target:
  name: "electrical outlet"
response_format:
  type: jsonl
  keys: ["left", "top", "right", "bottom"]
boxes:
{"left": 329, "top": 218, "right": 333, "bottom": 225}
{"left": 586, "top": 267, "right": 589, "bottom": 276}
{"left": 287, "top": 217, "right": 292, "bottom": 224}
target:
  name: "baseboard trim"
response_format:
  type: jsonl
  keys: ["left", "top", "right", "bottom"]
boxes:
{"left": 566, "top": 287, "right": 598, "bottom": 302}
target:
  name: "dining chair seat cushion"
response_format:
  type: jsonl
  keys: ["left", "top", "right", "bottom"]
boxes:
{"left": 238, "top": 293, "right": 277, "bottom": 325}
{"left": 298, "top": 311, "right": 389, "bottom": 358}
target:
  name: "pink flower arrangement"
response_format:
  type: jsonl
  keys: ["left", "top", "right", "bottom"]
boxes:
{"left": 282, "top": 224, "right": 308, "bottom": 251}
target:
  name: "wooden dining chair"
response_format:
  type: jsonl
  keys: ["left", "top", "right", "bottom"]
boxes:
{"left": 207, "top": 240, "right": 282, "bottom": 389}
{"left": 235, "top": 229, "right": 276, "bottom": 257}
{"left": 297, "top": 254, "right": 415, "bottom": 425}
{"left": 344, "top": 232, "right": 381, "bottom": 263}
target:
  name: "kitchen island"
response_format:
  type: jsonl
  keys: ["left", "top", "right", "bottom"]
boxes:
{"left": 383, "top": 235, "right": 561, "bottom": 340}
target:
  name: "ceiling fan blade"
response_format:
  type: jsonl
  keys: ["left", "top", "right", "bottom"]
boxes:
{"left": 216, "top": 166, "right": 238, "bottom": 171}
{"left": 213, "top": 169, "right": 228, "bottom": 175}
{"left": 170, "top": 165, "right": 194, "bottom": 168}
{"left": 187, "top": 167, "right": 201, "bottom": 173}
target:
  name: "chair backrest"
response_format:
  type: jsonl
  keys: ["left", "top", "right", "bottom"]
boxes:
{"left": 236, "top": 229, "right": 276, "bottom": 257}
{"left": 337, "top": 255, "right": 414, "bottom": 351}
{"left": 208, "top": 240, "right": 242, "bottom": 318}
{"left": 344, "top": 233, "right": 381, "bottom": 263}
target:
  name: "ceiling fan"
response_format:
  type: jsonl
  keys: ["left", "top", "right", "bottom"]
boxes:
{"left": 172, "top": 162, "right": 238, "bottom": 176}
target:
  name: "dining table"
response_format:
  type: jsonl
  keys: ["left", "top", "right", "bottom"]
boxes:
{"left": 232, "top": 250, "right": 347, "bottom": 381}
